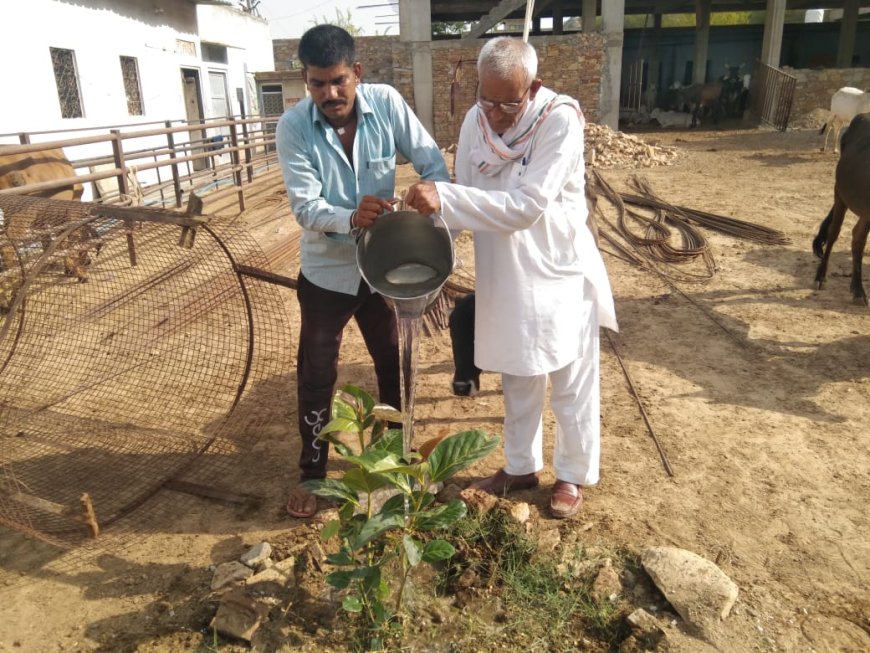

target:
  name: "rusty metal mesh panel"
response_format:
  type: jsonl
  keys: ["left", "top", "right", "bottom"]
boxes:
{"left": 0, "top": 195, "right": 294, "bottom": 548}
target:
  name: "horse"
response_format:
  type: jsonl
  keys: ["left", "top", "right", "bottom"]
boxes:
{"left": 813, "top": 112, "right": 870, "bottom": 305}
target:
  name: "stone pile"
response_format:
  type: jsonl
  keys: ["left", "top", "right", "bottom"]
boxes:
{"left": 787, "top": 107, "right": 829, "bottom": 131}
{"left": 585, "top": 122, "right": 680, "bottom": 169}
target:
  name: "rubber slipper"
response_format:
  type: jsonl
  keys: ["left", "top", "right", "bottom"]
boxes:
{"left": 286, "top": 485, "right": 317, "bottom": 518}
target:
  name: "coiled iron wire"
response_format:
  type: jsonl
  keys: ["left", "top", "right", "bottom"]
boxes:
{"left": 589, "top": 171, "right": 789, "bottom": 283}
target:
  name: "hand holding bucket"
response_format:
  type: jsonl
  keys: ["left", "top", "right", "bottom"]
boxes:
{"left": 356, "top": 210, "right": 454, "bottom": 318}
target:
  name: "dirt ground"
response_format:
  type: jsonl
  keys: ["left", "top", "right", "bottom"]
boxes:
{"left": 0, "top": 123, "right": 868, "bottom": 652}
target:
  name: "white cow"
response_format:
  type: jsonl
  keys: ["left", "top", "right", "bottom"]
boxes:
{"left": 650, "top": 107, "right": 695, "bottom": 129}
{"left": 821, "top": 87, "right": 870, "bottom": 153}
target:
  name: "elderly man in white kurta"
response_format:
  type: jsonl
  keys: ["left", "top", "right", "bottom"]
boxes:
{"left": 405, "top": 37, "right": 617, "bottom": 518}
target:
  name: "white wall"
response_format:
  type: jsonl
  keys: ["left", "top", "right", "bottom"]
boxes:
{"left": 197, "top": 3, "right": 274, "bottom": 118}
{"left": 0, "top": 0, "right": 275, "bottom": 201}
{"left": 0, "top": 0, "right": 199, "bottom": 136}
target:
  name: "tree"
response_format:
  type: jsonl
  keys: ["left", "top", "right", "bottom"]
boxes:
{"left": 238, "top": 0, "right": 261, "bottom": 16}
{"left": 432, "top": 21, "right": 469, "bottom": 37}
{"left": 310, "top": 7, "right": 363, "bottom": 36}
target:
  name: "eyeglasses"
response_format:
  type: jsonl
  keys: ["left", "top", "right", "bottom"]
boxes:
{"left": 476, "top": 86, "right": 531, "bottom": 114}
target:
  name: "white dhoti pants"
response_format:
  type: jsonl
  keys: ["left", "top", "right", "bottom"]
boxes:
{"left": 500, "top": 301, "right": 600, "bottom": 487}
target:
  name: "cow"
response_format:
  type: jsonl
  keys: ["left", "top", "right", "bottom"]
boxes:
{"left": 820, "top": 87, "right": 870, "bottom": 154}
{"left": 448, "top": 293, "right": 481, "bottom": 396}
{"left": 0, "top": 148, "right": 94, "bottom": 308}
{"left": 812, "top": 112, "right": 870, "bottom": 306}
{"left": 0, "top": 147, "right": 84, "bottom": 200}
{"left": 673, "top": 82, "right": 723, "bottom": 127}
{"left": 650, "top": 108, "right": 694, "bottom": 129}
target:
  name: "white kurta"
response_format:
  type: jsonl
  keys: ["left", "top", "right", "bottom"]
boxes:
{"left": 435, "top": 92, "right": 617, "bottom": 377}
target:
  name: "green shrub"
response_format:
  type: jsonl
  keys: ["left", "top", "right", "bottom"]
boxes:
{"left": 302, "top": 385, "right": 499, "bottom": 650}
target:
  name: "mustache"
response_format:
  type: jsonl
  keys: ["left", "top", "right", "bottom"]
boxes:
{"left": 323, "top": 100, "right": 346, "bottom": 109}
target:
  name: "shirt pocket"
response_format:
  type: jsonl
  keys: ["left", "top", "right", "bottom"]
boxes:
{"left": 361, "top": 154, "right": 397, "bottom": 198}
{"left": 508, "top": 159, "right": 528, "bottom": 185}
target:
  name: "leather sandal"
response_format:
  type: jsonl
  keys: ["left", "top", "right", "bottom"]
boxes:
{"left": 469, "top": 468, "right": 539, "bottom": 495}
{"left": 550, "top": 480, "right": 583, "bottom": 519}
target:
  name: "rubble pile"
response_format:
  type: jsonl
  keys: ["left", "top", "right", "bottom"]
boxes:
{"left": 585, "top": 122, "right": 680, "bottom": 169}
{"left": 787, "top": 107, "right": 829, "bottom": 131}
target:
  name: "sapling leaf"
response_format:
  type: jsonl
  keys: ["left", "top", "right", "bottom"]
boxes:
{"left": 344, "top": 449, "right": 403, "bottom": 473}
{"left": 327, "top": 549, "right": 354, "bottom": 566}
{"left": 376, "top": 470, "right": 414, "bottom": 495}
{"left": 377, "top": 464, "right": 427, "bottom": 485}
{"left": 413, "top": 499, "right": 467, "bottom": 531}
{"left": 370, "top": 428, "right": 404, "bottom": 457}
{"left": 375, "top": 578, "right": 390, "bottom": 603}
{"left": 421, "top": 539, "right": 455, "bottom": 563}
{"left": 371, "top": 403, "right": 402, "bottom": 424}
{"left": 343, "top": 467, "right": 389, "bottom": 494}
{"left": 320, "top": 417, "right": 360, "bottom": 435}
{"left": 355, "top": 564, "right": 382, "bottom": 592}
{"left": 326, "top": 570, "right": 354, "bottom": 589}
{"left": 300, "top": 478, "right": 360, "bottom": 505}
{"left": 338, "top": 384, "right": 376, "bottom": 416}
{"left": 342, "top": 595, "right": 363, "bottom": 613}
{"left": 380, "top": 493, "right": 407, "bottom": 517}
{"left": 312, "top": 429, "right": 355, "bottom": 457}
{"left": 331, "top": 397, "right": 359, "bottom": 423}
{"left": 350, "top": 512, "right": 405, "bottom": 549}
{"left": 427, "top": 430, "right": 500, "bottom": 484}
{"left": 403, "top": 534, "right": 423, "bottom": 567}
{"left": 321, "top": 519, "right": 340, "bottom": 541}
{"left": 339, "top": 501, "right": 355, "bottom": 521}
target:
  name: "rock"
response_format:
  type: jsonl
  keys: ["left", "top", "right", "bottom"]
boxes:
{"left": 438, "top": 483, "right": 463, "bottom": 503}
{"left": 620, "top": 608, "right": 671, "bottom": 651}
{"left": 504, "top": 500, "right": 530, "bottom": 524}
{"left": 245, "top": 567, "right": 290, "bottom": 588}
{"left": 241, "top": 542, "right": 272, "bottom": 568}
{"left": 641, "top": 546, "right": 739, "bottom": 641}
{"left": 459, "top": 488, "right": 498, "bottom": 515}
{"left": 585, "top": 123, "right": 680, "bottom": 170}
{"left": 592, "top": 558, "right": 622, "bottom": 601}
{"left": 456, "top": 568, "right": 478, "bottom": 589}
{"left": 318, "top": 508, "right": 340, "bottom": 523}
{"left": 210, "top": 589, "right": 270, "bottom": 643}
{"left": 272, "top": 556, "right": 296, "bottom": 574}
{"left": 536, "top": 527, "right": 561, "bottom": 554}
{"left": 211, "top": 561, "right": 254, "bottom": 590}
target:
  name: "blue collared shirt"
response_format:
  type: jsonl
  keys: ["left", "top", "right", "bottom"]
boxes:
{"left": 276, "top": 83, "right": 449, "bottom": 295}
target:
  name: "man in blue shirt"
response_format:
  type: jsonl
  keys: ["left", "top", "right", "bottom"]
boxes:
{"left": 277, "top": 24, "right": 449, "bottom": 518}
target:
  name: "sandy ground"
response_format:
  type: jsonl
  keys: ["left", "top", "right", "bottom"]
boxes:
{"left": 0, "top": 123, "right": 868, "bottom": 652}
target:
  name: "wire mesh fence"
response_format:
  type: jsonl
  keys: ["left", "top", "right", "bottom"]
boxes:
{"left": 0, "top": 194, "right": 294, "bottom": 548}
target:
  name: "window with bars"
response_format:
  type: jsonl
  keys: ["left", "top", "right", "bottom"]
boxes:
{"left": 50, "top": 47, "right": 83, "bottom": 119}
{"left": 120, "top": 56, "right": 144, "bottom": 115}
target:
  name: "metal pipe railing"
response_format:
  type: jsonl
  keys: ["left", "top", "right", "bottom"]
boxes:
{"left": 2, "top": 115, "right": 281, "bottom": 211}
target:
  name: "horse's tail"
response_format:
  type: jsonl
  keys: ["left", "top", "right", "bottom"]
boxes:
{"left": 812, "top": 208, "right": 834, "bottom": 259}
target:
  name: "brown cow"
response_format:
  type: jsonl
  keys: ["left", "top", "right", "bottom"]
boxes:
{"left": 0, "top": 147, "right": 84, "bottom": 200}
{"left": 0, "top": 148, "right": 94, "bottom": 310}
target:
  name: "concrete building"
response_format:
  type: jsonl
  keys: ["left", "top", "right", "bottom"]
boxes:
{"left": 0, "top": 0, "right": 274, "bottom": 195}
{"left": 271, "top": 0, "right": 868, "bottom": 139}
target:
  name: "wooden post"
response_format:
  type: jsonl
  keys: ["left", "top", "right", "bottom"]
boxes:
{"left": 110, "top": 129, "right": 129, "bottom": 199}
{"left": 229, "top": 121, "right": 245, "bottom": 212}
{"left": 165, "top": 120, "right": 183, "bottom": 207}
{"left": 236, "top": 100, "right": 254, "bottom": 183}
